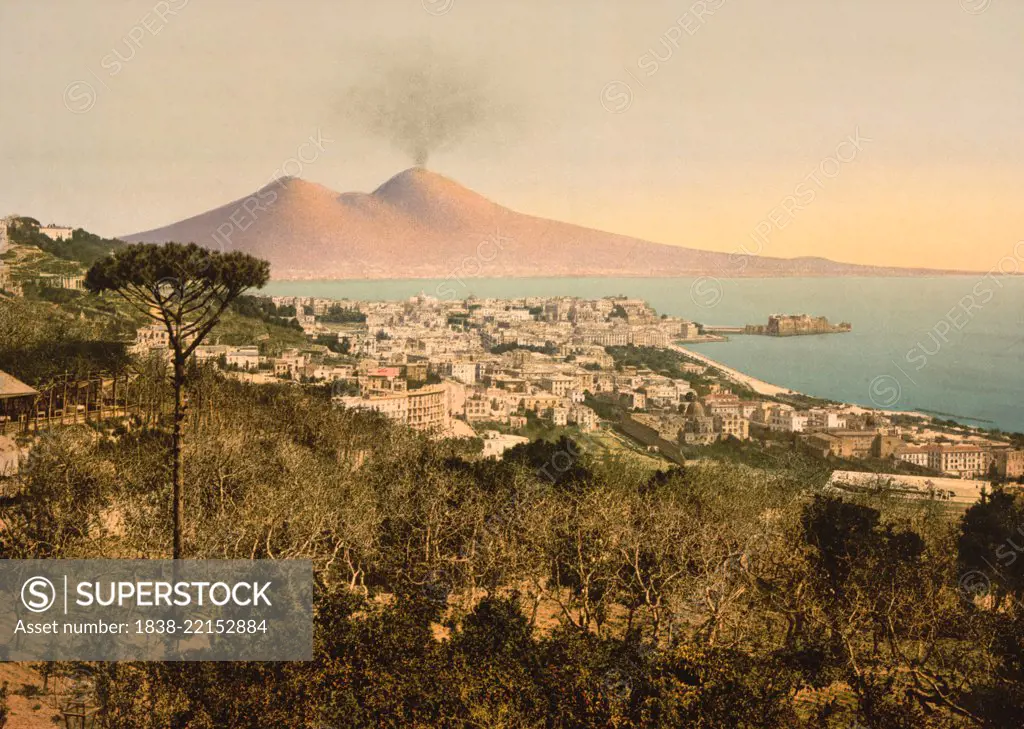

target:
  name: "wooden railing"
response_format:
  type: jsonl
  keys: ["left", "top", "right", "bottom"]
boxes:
{"left": 0, "top": 373, "right": 168, "bottom": 435}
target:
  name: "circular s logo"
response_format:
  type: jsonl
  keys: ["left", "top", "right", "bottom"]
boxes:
{"left": 689, "top": 276, "right": 723, "bottom": 309}
{"left": 21, "top": 576, "right": 56, "bottom": 613}
{"left": 600, "top": 81, "right": 634, "bottom": 114}
{"left": 958, "top": 570, "right": 991, "bottom": 602}
{"left": 868, "top": 374, "right": 901, "bottom": 408}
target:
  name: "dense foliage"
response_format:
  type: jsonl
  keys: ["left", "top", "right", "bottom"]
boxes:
{"left": 230, "top": 294, "right": 305, "bottom": 331}
{"left": 320, "top": 304, "right": 367, "bottom": 323}
{"left": 0, "top": 297, "right": 130, "bottom": 384}
{"left": 2, "top": 373, "right": 1022, "bottom": 727}
{"left": 605, "top": 346, "right": 720, "bottom": 395}
{"left": 6, "top": 217, "right": 125, "bottom": 266}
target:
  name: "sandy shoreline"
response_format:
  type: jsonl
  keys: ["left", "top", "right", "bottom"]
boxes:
{"left": 669, "top": 344, "right": 795, "bottom": 397}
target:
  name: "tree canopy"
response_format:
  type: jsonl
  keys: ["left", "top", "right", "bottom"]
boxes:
{"left": 85, "top": 242, "right": 270, "bottom": 358}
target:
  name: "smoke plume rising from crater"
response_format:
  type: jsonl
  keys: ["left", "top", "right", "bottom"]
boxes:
{"left": 342, "top": 44, "right": 509, "bottom": 167}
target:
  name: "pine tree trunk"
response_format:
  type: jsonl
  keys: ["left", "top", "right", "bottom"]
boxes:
{"left": 172, "top": 356, "right": 185, "bottom": 559}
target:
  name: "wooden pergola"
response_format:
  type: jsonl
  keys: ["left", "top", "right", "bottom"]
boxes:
{"left": 0, "top": 370, "right": 152, "bottom": 434}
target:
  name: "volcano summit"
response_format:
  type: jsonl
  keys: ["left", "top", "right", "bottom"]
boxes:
{"left": 124, "top": 169, "right": 959, "bottom": 280}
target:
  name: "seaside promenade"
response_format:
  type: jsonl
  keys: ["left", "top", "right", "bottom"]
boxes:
{"left": 669, "top": 344, "right": 794, "bottom": 397}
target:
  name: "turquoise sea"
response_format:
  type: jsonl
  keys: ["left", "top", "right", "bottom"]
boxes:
{"left": 263, "top": 277, "right": 1024, "bottom": 434}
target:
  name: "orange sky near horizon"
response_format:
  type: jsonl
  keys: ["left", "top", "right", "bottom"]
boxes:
{"left": 520, "top": 165, "right": 1023, "bottom": 272}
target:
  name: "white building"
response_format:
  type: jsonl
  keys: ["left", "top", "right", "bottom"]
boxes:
{"left": 825, "top": 471, "right": 988, "bottom": 507}
{"left": 449, "top": 361, "right": 478, "bottom": 385}
{"left": 806, "top": 409, "right": 847, "bottom": 431}
{"left": 570, "top": 405, "right": 599, "bottom": 432}
{"left": 39, "top": 225, "right": 74, "bottom": 241}
{"left": 926, "top": 445, "right": 990, "bottom": 479}
{"left": 131, "top": 323, "right": 170, "bottom": 355}
{"left": 226, "top": 347, "right": 261, "bottom": 370}
{"left": 193, "top": 344, "right": 230, "bottom": 363}
{"left": 768, "top": 404, "right": 808, "bottom": 433}
{"left": 336, "top": 384, "right": 451, "bottom": 433}
{"left": 480, "top": 431, "right": 530, "bottom": 459}
{"left": 551, "top": 406, "right": 569, "bottom": 427}
{"left": 895, "top": 446, "right": 930, "bottom": 468}
{"left": 542, "top": 375, "right": 575, "bottom": 397}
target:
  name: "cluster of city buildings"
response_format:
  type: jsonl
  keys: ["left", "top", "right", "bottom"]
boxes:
{"left": 621, "top": 383, "right": 1023, "bottom": 480}
{"left": 123, "top": 292, "right": 1024, "bottom": 478}
{"left": 128, "top": 295, "right": 709, "bottom": 443}
{"left": 272, "top": 294, "right": 709, "bottom": 349}
{"left": 266, "top": 294, "right": 712, "bottom": 438}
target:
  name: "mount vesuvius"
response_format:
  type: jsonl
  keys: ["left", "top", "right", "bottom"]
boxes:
{"left": 123, "top": 168, "right": 958, "bottom": 280}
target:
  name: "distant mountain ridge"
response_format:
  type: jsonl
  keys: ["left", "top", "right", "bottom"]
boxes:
{"left": 123, "top": 168, "right": 964, "bottom": 280}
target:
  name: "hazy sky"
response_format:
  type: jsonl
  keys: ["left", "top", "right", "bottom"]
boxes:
{"left": 1, "top": 0, "right": 1021, "bottom": 271}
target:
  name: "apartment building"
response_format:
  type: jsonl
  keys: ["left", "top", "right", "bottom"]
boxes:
{"left": 806, "top": 409, "right": 847, "bottom": 432}
{"left": 803, "top": 430, "right": 876, "bottom": 459}
{"left": 768, "top": 404, "right": 808, "bottom": 433}
{"left": 362, "top": 367, "right": 406, "bottom": 393}
{"left": 895, "top": 446, "right": 930, "bottom": 468}
{"left": 273, "top": 350, "right": 307, "bottom": 378}
{"left": 994, "top": 449, "right": 1024, "bottom": 479}
{"left": 570, "top": 405, "right": 599, "bottom": 432}
{"left": 542, "top": 375, "right": 575, "bottom": 397}
{"left": 704, "top": 393, "right": 742, "bottom": 417}
{"left": 714, "top": 412, "right": 750, "bottom": 440}
{"left": 552, "top": 407, "right": 569, "bottom": 426}
{"left": 131, "top": 323, "right": 170, "bottom": 354}
{"left": 337, "top": 384, "right": 450, "bottom": 432}
{"left": 927, "top": 444, "right": 990, "bottom": 479}
{"left": 465, "top": 393, "right": 509, "bottom": 423}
